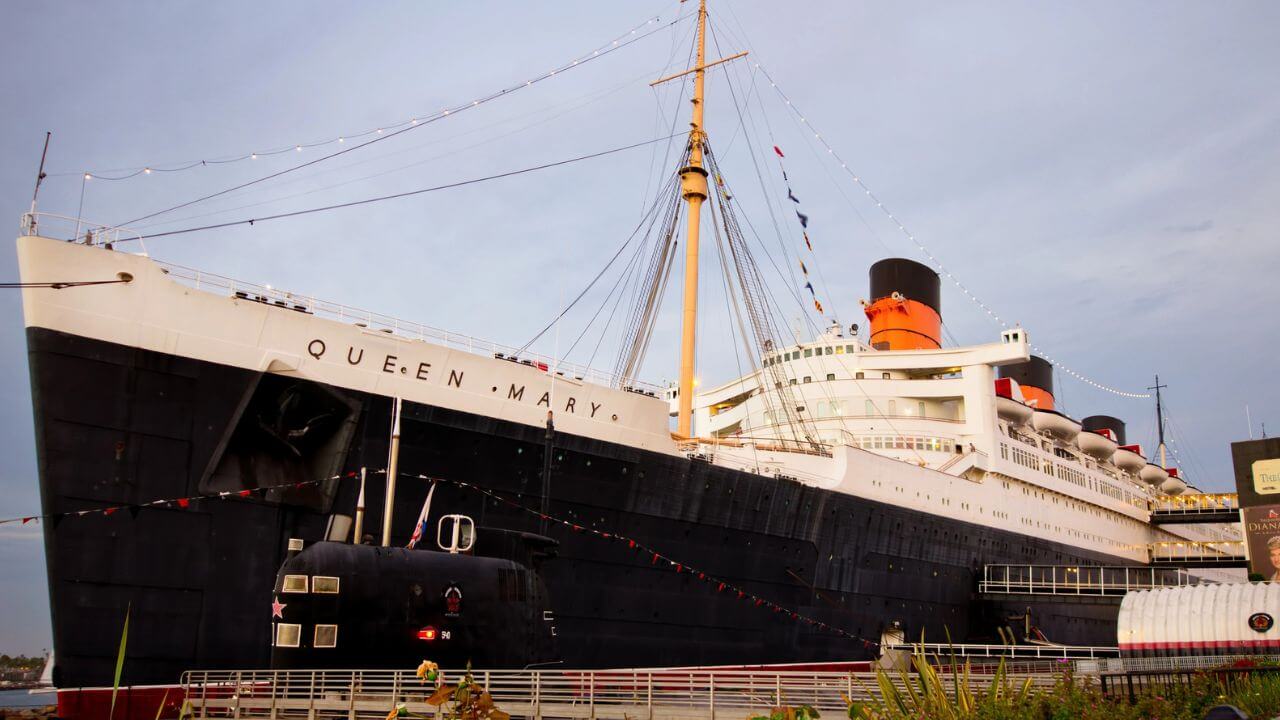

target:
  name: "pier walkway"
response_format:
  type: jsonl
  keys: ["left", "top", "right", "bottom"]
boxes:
{"left": 979, "top": 564, "right": 1200, "bottom": 600}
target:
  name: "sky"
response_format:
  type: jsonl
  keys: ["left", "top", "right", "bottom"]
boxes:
{"left": 1, "top": 1, "right": 1278, "bottom": 655}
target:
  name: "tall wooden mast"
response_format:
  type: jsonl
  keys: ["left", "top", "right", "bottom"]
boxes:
{"left": 650, "top": 0, "right": 745, "bottom": 437}
{"left": 676, "top": 0, "right": 709, "bottom": 438}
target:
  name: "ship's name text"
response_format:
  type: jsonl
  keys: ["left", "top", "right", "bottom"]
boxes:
{"left": 306, "top": 338, "right": 609, "bottom": 418}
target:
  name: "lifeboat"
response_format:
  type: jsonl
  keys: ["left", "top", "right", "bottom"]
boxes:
{"left": 993, "top": 378, "right": 1033, "bottom": 425}
{"left": 996, "top": 396, "right": 1033, "bottom": 425}
{"left": 1139, "top": 463, "right": 1169, "bottom": 486}
{"left": 1161, "top": 477, "right": 1188, "bottom": 495}
{"left": 1077, "top": 430, "right": 1118, "bottom": 461}
{"left": 1031, "top": 408, "right": 1081, "bottom": 441}
{"left": 1113, "top": 444, "right": 1146, "bottom": 473}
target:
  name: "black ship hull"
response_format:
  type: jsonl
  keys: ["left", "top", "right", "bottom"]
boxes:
{"left": 28, "top": 326, "right": 1125, "bottom": 690}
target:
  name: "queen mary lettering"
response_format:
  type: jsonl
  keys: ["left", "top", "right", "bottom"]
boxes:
{"left": 304, "top": 337, "right": 605, "bottom": 417}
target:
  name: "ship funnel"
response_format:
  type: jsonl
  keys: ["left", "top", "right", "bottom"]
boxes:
{"left": 998, "top": 356, "right": 1055, "bottom": 411}
{"left": 1082, "top": 415, "right": 1127, "bottom": 446}
{"left": 864, "top": 258, "right": 941, "bottom": 350}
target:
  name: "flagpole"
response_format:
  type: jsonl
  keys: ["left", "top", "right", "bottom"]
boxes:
{"left": 352, "top": 467, "right": 366, "bottom": 543}
{"left": 381, "top": 397, "right": 402, "bottom": 546}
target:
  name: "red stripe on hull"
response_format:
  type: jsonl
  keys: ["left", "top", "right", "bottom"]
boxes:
{"left": 57, "top": 685, "right": 186, "bottom": 720}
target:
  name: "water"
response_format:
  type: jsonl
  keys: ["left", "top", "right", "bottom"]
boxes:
{"left": 0, "top": 688, "right": 54, "bottom": 709}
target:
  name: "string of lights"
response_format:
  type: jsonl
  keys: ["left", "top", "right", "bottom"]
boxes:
{"left": 409, "top": 471, "right": 878, "bottom": 648}
{"left": 129, "top": 133, "right": 680, "bottom": 241}
{"left": 744, "top": 62, "right": 1150, "bottom": 400}
{"left": 59, "top": 12, "right": 689, "bottom": 185}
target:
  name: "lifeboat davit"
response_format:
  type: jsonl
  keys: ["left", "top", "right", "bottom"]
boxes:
{"left": 1139, "top": 463, "right": 1169, "bottom": 486}
{"left": 1077, "top": 430, "right": 1118, "bottom": 461}
{"left": 1113, "top": 444, "right": 1146, "bottom": 473}
{"left": 1161, "top": 477, "right": 1188, "bottom": 495}
{"left": 1031, "top": 409, "right": 1081, "bottom": 441}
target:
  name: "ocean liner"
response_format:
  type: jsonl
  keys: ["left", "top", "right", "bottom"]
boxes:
{"left": 14, "top": 1, "right": 1240, "bottom": 716}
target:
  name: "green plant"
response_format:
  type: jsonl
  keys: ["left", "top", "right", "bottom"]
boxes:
{"left": 388, "top": 662, "right": 509, "bottom": 720}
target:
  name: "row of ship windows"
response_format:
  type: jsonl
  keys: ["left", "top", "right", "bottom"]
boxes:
{"left": 776, "top": 372, "right": 893, "bottom": 387}
{"left": 281, "top": 575, "right": 340, "bottom": 594}
{"left": 999, "top": 443, "right": 1136, "bottom": 508}
{"left": 857, "top": 435, "right": 953, "bottom": 452}
{"left": 765, "top": 345, "right": 860, "bottom": 365}
{"left": 766, "top": 400, "right": 945, "bottom": 421}
{"left": 274, "top": 623, "right": 337, "bottom": 648}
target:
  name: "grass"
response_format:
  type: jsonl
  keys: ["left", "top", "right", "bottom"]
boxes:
{"left": 842, "top": 647, "right": 1280, "bottom": 720}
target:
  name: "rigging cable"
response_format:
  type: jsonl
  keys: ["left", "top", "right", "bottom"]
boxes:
{"left": 57, "top": 9, "right": 690, "bottom": 181}
{"left": 711, "top": 9, "right": 1150, "bottom": 399}
{"left": 0, "top": 279, "right": 131, "bottom": 290}
{"left": 129, "top": 134, "right": 681, "bottom": 241}
{"left": 113, "top": 12, "right": 696, "bottom": 227}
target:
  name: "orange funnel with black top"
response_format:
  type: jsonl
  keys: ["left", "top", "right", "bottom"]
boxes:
{"left": 864, "top": 258, "right": 941, "bottom": 350}
{"left": 999, "top": 356, "right": 1055, "bottom": 411}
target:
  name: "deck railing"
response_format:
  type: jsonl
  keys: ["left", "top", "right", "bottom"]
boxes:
{"left": 20, "top": 213, "right": 661, "bottom": 393}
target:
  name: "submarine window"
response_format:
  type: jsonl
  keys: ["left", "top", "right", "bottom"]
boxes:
{"left": 314, "top": 624, "right": 338, "bottom": 648}
{"left": 282, "top": 575, "right": 309, "bottom": 593}
{"left": 274, "top": 623, "right": 301, "bottom": 648}
{"left": 313, "top": 576, "right": 340, "bottom": 594}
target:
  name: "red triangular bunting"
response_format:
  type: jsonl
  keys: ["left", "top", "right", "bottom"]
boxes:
{"left": 717, "top": 583, "right": 726, "bottom": 592}
{"left": 104, "top": 507, "right": 118, "bottom": 516}
{"left": 238, "top": 489, "right": 252, "bottom": 498}
{"left": 176, "top": 498, "right": 190, "bottom": 509}
{"left": 773, "top": 145, "right": 785, "bottom": 158}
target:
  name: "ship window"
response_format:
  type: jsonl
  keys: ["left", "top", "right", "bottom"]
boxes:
{"left": 918, "top": 401, "right": 926, "bottom": 417}
{"left": 313, "top": 576, "right": 340, "bottom": 594}
{"left": 856, "top": 372, "right": 865, "bottom": 380}
{"left": 846, "top": 345, "right": 855, "bottom": 353}
{"left": 825, "top": 347, "right": 833, "bottom": 355}
{"left": 882, "top": 372, "right": 891, "bottom": 380}
{"left": 865, "top": 400, "right": 874, "bottom": 416}
{"left": 804, "top": 349, "right": 813, "bottom": 358}
{"left": 274, "top": 623, "right": 301, "bottom": 648}
{"left": 826, "top": 373, "right": 836, "bottom": 381}
{"left": 835, "top": 346, "right": 845, "bottom": 355}
{"left": 803, "top": 376, "right": 812, "bottom": 383}
{"left": 314, "top": 624, "right": 338, "bottom": 648}
{"left": 789, "top": 379, "right": 797, "bottom": 386}
{"left": 887, "top": 400, "right": 897, "bottom": 415}
{"left": 282, "top": 575, "right": 309, "bottom": 593}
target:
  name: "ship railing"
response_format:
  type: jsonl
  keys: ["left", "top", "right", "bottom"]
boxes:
{"left": 980, "top": 564, "right": 1203, "bottom": 596}
{"left": 21, "top": 211, "right": 148, "bottom": 253}
{"left": 179, "top": 666, "right": 1062, "bottom": 719}
{"left": 153, "top": 260, "right": 664, "bottom": 393}
{"left": 1150, "top": 493, "right": 1239, "bottom": 514}
{"left": 20, "top": 212, "right": 662, "bottom": 393}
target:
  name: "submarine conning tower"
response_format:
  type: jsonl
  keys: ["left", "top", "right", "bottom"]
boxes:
{"left": 998, "top": 355, "right": 1055, "bottom": 411}
{"left": 1082, "top": 415, "right": 1127, "bottom": 445}
{"left": 864, "top": 258, "right": 941, "bottom": 351}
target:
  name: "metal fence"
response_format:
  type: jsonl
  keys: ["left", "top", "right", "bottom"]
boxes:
{"left": 179, "top": 666, "right": 1061, "bottom": 720}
